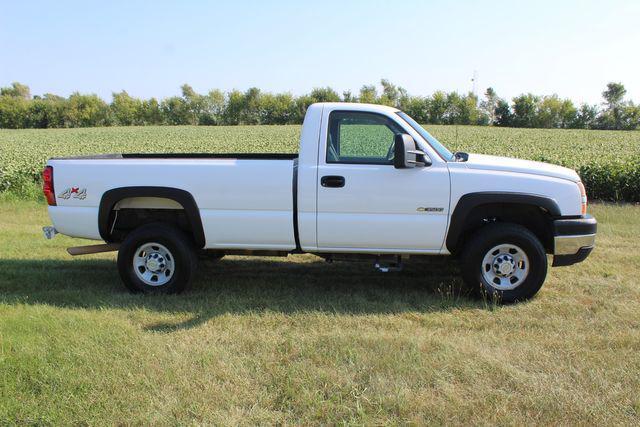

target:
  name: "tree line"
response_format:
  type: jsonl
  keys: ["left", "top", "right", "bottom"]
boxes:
{"left": 0, "top": 80, "right": 638, "bottom": 130}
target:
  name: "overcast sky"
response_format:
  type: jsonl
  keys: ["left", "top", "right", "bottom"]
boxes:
{"left": 1, "top": 0, "right": 638, "bottom": 105}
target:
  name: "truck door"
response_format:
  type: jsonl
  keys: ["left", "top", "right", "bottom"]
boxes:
{"left": 316, "top": 109, "right": 450, "bottom": 252}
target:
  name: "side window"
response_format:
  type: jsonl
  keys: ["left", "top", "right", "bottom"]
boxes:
{"left": 326, "top": 111, "right": 404, "bottom": 164}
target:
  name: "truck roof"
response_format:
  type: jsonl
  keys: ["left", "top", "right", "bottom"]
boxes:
{"left": 311, "top": 102, "right": 400, "bottom": 114}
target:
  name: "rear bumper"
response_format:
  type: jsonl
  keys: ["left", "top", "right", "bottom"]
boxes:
{"left": 552, "top": 214, "right": 597, "bottom": 266}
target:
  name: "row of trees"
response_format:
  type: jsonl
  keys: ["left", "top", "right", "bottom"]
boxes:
{"left": 0, "top": 80, "right": 638, "bottom": 130}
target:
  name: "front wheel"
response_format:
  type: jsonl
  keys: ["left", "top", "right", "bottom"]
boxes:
{"left": 460, "top": 223, "right": 547, "bottom": 303}
{"left": 117, "top": 223, "right": 198, "bottom": 294}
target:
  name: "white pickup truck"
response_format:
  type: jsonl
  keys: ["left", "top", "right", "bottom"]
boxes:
{"left": 42, "top": 103, "right": 596, "bottom": 302}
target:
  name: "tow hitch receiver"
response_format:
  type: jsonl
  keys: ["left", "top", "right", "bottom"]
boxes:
{"left": 43, "top": 226, "right": 58, "bottom": 239}
{"left": 374, "top": 255, "right": 404, "bottom": 272}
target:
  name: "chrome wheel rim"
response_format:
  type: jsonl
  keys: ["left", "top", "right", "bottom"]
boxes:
{"left": 133, "top": 242, "right": 175, "bottom": 286}
{"left": 481, "top": 244, "right": 529, "bottom": 290}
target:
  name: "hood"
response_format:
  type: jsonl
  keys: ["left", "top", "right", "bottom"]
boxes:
{"left": 465, "top": 153, "right": 580, "bottom": 182}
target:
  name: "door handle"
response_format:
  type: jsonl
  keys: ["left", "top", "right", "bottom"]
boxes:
{"left": 321, "top": 175, "right": 345, "bottom": 188}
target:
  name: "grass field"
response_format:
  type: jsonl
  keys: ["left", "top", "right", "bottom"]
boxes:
{"left": 1, "top": 124, "right": 640, "bottom": 200}
{"left": 1, "top": 198, "right": 639, "bottom": 424}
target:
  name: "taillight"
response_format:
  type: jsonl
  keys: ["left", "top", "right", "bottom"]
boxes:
{"left": 42, "top": 166, "right": 56, "bottom": 206}
{"left": 577, "top": 182, "right": 587, "bottom": 216}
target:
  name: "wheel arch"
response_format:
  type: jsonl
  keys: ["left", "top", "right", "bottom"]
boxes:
{"left": 446, "top": 192, "right": 561, "bottom": 254}
{"left": 98, "top": 186, "right": 206, "bottom": 248}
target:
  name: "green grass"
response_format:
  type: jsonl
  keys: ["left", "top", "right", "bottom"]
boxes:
{"left": 2, "top": 125, "right": 640, "bottom": 200}
{"left": 1, "top": 199, "right": 639, "bottom": 424}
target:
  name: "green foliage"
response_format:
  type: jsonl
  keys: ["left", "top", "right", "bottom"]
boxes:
{"left": 26, "top": 96, "right": 67, "bottom": 128}
{"left": 259, "top": 93, "right": 297, "bottom": 125}
{"left": 0, "top": 82, "right": 31, "bottom": 99}
{"left": 1, "top": 80, "right": 638, "bottom": 130}
{"left": 494, "top": 99, "right": 513, "bottom": 127}
{"left": 602, "top": 82, "right": 626, "bottom": 107}
{"left": 0, "top": 95, "right": 28, "bottom": 128}
{"left": 535, "top": 95, "right": 575, "bottom": 128}
{"left": 428, "top": 91, "right": 448, "bottom": 124}
{"left": 358, "top": 85, "right": 377, "bottom": 104}
{"left": 240, "top": 87, "right": 263, "bottom": 125}
{"left": 309, "top": 87, "right": 340, "bottom": 103}
{"left": 111, "top": 91, "right": 144, "bottom": 125}
{"left": 65, "top": 93, "right": 111, "bottom": 127}
{"left": 572, "top": 103, "right": 599, "bottom": 129}
{"left": 479, "top": 87, "right": 498, "bottom": 125}
{"left": 398, "top": 95, "right": 428, "bottom": 123}
{"left": 444, "top": 92, "right": 480, "bottom": 125}
{"left": 511, "top": 94, "right": 540, "bottom": 128}
{"left": 140, "top": 98, "right": 163, "bottom": 125}
{"left": 577, "top": 159, "right": 640, "bottom": 202}
{"left": 379, "top": 79, "right": 402, "bottom": 106}
{"left": 595, "top": 83, "right": 640, "bottom": 131}
{"left": 161, "top": 96, "right": 190, "bottom": 125}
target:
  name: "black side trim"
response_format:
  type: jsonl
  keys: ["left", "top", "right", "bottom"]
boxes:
{"left": 553, "top": 246, "right": 593, "bottom": 267}
{"left": 292, "top": 159, "right": 301, "bottom": 252}
{"left": 446, "top": 192, "right": 561, "bottom": 252}
{"left": 98, "top": 187, "right": 206, "bottom": 248}
{"left": 123, "top": 153, "right": 298, "bottom": 160}
{"left": 51, "top": 153, "right": 298, "bottom": 161}
{"left": 553, "top": 214, "right": 597, "bottom": 236}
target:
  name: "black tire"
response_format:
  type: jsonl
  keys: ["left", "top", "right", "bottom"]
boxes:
{"left": 117, "top": 223, "right": 198, "bottom": 294}
{"left": 460, "top": 223, "right": 547, "bottom": 303}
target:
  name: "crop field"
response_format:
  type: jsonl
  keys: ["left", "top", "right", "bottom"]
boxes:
{"left": 1, "top": 124, "right": 639, "bottom": 201}
{"left": 1, "top": 198, "right": 639, "bottom": 424}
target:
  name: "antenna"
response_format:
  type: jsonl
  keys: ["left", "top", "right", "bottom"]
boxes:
{"left": 471, "top": 70, "right": 478, "bottom": 99}
{"left": 455, "top": 124, "right": 459, "bottom": 149}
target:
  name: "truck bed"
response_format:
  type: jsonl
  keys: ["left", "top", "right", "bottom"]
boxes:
{"left": 47, "top": 155, "right": 298, "bottom": 250}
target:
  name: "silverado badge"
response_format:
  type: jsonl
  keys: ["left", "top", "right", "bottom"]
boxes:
{"left": 58, "top": 187, "right": 87, "bottom": 200}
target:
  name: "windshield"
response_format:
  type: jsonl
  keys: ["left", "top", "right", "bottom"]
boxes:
{"left": 396, "top": 112, "right": 454, "bottom": 161}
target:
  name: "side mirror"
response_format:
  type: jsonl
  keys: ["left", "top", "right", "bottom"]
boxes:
{"left": 393, "top": 134, "right": 429, "bottom": 169}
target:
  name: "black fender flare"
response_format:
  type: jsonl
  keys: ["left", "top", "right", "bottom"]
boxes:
{"left": 446, "top": 192, "right": 561, "bottom": 253}
{"left": 98, "top": 186, "right": 206, "bottom": 248}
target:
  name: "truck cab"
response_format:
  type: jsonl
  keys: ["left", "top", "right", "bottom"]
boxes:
{"left": 43, "top": 103, "right": 597, "bottom": 302}
{"left": 297, "top": 103, "right": 450, "bottom": 253}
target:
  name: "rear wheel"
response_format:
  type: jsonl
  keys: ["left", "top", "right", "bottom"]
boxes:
{"left": 460, "top": 223, "right": 547, "bottom": 303}
{"left": 117, "top": 223, "right": 198, "bottom": 294}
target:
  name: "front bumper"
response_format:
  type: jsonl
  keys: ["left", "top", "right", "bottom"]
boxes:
{"left": 552, "top": 214, "right": 597, "bottom": 267}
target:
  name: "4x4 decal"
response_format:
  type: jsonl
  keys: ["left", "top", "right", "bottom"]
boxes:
{"left": 58, "top": 187, "right": 87, "bottom": 200}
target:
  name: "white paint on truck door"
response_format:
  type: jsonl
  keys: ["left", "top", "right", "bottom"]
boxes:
{"left": 315, "top": 108, "right": 450, "bottom": 252}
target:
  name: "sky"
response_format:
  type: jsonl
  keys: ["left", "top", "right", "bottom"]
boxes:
{"left": 1, "top": 0, "right": 639, "bottom": 105}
